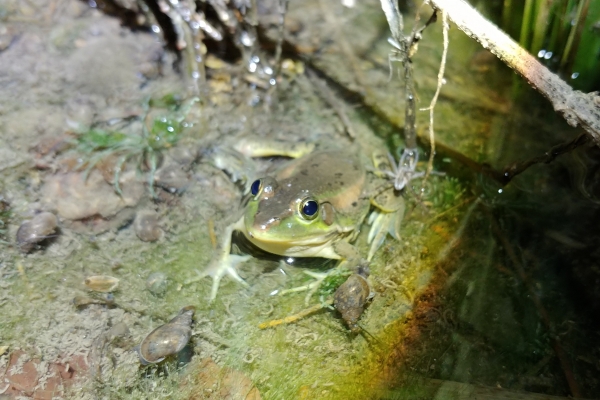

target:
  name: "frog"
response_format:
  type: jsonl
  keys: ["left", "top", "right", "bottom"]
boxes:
{"left": 196, "top": 143, "right": 406, "bottom": 302}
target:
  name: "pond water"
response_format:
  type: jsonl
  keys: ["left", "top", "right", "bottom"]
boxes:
{"left": 0, "top": 0, "right": 599, "bottom": 399}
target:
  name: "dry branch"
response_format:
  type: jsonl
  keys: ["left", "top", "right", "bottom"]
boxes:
{"left": 427, "top": 0, "right": 600, "bottom": 144}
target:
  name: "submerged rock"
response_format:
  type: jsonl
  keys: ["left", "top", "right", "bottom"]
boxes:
{"left": 41, "top": 169, "right": 143, "bottom": 234}
{"left": 189, "top": 358, "right": 261, "bottom": 400}
{"left": 134, "top": 210, "right": 163, "bottom": 242}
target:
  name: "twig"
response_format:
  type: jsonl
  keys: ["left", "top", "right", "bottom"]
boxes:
{"left": 499, "top": 132, "right": 590, "bottom": 184}
{"left": 427, "top": 0, "right": 600, "bottom": 144}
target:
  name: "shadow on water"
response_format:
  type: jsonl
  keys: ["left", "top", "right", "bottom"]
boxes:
{"left": 383, "top": 89, "right": 600, "bottom": 398}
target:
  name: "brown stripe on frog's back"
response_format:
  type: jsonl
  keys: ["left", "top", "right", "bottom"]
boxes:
{"left": 276, "top": 150, "right": 366, "bottom": 213}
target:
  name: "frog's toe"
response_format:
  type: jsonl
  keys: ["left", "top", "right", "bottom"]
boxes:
{"left": 190, "top": 253, "right": 252, "bottom": 302}
{"left": 367, "top": 209, "right": 404, "bottom": 261}
{"left": 209, "top": 254, "right": 252, "bottom": 301}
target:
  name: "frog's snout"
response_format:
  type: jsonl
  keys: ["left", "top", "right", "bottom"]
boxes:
{"left": 254, "top": 216, "right": 281, "bottom": 232}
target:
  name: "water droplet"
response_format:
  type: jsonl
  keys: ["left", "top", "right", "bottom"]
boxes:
{"left": 248, "top": 62, "right": 257, "bottom": 73}
{"left": 498, "top": 188, "right": 503, "bottom": 194}
{"left": 191, "top": 71, "right": 200, "bottom": 79}
{"left": 544, "top": 51, "right": 552, "bottom": 60}
{"left": 88, "top": 0, "right": 97, "bottom": 7}
{"left": 571, "top": 72, "right": 579, "bottom": 79}
{"left": 264, "top": 66, "right": 273, "bottom": 75}
{"left": 240, "top": 31, "right": 254, "bottom": 47}
{"left": 151, "top": 25, "right": 161, "bottom": 34}
{"left": 269, "top": 78, "right": 276, "bottom": 86}
{"left": 251, "top": 55, "right": 260, "bottom": 63}
{"left": 537, "top": 49, "right": 546, "bottom": 58}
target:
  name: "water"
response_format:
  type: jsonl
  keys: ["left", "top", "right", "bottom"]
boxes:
{"left": 0, "top": 0, "right": 599, "bottom": 399}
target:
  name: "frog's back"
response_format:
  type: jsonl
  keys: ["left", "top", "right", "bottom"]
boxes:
{"left": 276, "top": 150, "right": 368, "bottom": 217}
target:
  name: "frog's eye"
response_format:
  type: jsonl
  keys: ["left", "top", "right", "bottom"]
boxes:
{"left": 250, "top": 179, "right": 261, "bottom": 196}
{"left": 300, "top": 199, "right": 319, "bottom": 220}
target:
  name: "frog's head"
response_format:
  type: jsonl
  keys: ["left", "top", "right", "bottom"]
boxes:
{"left": 243, "top": 177, "right": 338, "bottom": 254}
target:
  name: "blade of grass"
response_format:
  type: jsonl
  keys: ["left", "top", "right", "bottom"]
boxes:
{"left": 546, "top": 0, "right": 567, "bottom": 54}
{"left": 560, "top": 0, "right": 590, "bottom": 71}
{"left": 531, "top": 0, "right": 554, "bottom": 53}
{"left": 519, "top": 0, "right": 536, "bottom": 48}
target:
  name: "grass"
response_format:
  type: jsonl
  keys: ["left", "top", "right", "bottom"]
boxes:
{"left": 502, "top": 0, "right": 600, "bottom": 91}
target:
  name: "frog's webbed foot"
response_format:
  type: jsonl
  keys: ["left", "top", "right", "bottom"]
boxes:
{"left": 186, "top": 220, "right": 251, "bottom": 302}
{"left": 367, "top": 208, "right": 404, "bottom": 260}
{"left": 367, "top": 189, "right": 406, "bottom": 261}
{"left": 206, "top": 253, "right": 252, "bottom": 301}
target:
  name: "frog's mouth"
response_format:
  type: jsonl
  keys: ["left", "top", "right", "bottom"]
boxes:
{"left": 242, "top": 226, "right": 341, "bottom": 259}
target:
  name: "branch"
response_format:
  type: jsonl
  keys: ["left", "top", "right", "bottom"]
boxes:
{"left": 427, "top": 0, "right": 600, "bottom": 144}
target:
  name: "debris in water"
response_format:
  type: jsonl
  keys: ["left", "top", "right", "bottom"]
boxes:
{"left": 84, "top": 275, "right": 120, "bottom": 293}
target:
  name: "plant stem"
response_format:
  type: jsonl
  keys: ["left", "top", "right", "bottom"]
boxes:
{"left": 531, "top": 0, "right": 553, "bottom": 53}
{"left": 501, "top": 0, "right": 514, "bottom": 35}
{"left": 519, "top": 0, "right": 536, "bottom": 48}
{"left": 560, "top": 0, "right": 591, "bottom": 72}
{"left": 427, "top": 0, "right": 600, "bottom": 151}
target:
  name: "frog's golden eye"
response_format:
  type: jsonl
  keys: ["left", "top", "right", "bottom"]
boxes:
{"left": 250, "top": 179, "right": 261, "bottom": 196}
{"left": 300, "top": 198, "right": 319, "bottom": 220}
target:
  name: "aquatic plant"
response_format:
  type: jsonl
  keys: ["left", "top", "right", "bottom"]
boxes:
{"left": 318, "top": 268, "right": 352, "bottom": 297}
{"left": 501, "top": 0, "right": 600, "bottom": 91}
{"left": 75, "top": 95, "right": 198, "bottom": 197}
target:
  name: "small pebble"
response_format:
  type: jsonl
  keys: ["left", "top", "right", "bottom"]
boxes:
{"left": 146, "top": 272, "right": 168, "bottom": 296}
{"left": 134, "top": 210, "right": 163, "bottom": 242}
{"left": 154, "top": 164, "right": 190, "bottom": 193}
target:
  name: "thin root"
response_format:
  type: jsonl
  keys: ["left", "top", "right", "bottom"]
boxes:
{"left": 419, "top": 10, "right": 449, "bottom": 198}
{"left": 258, "top": 299, "right": 333, "bottom": 329}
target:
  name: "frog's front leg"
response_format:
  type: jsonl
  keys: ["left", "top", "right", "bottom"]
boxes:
{"left": 189, "top": 217, "right": 252, "bottom": 301}
{"left": 333, "top": 241, "right": 369, "bottom": 273}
